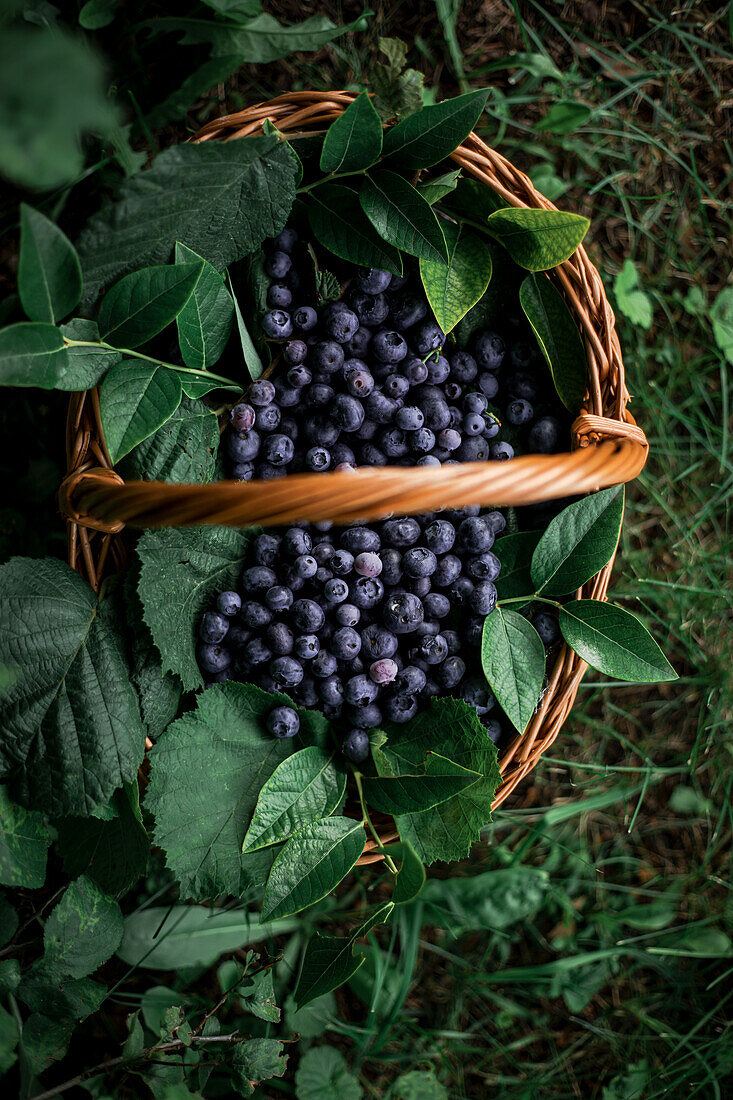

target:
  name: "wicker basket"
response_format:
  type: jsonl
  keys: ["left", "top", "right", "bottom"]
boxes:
{"left": 59, "top": 91, "right": 648, "bottom": 863}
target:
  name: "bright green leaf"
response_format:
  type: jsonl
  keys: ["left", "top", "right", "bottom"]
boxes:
{"left": 481, "top": 608, "right": 545, "bottom": 734}
{"left": 385, "top": 840, "right": 425, "bottom": 905}
{"left": 614, "top": 260, "right": 653, "bottom": 330}
{"left": 0, "top": 785, "right": 54, "bottom": 888}
{"left": 293, "top": 903, "right": 394, "bottom": 1009}
{"left": 383, "top": 88, "right": 489, "bottom": 168}
{"left": 98, "top": 263, "right": 203, "bottom": 349}
{"left": 18, "top": 205, "right": 82, "bottom": 324}
{"left": 363, "top": 753, "right": 481, "bottom": 815}
{"left": 100, "top": 360, "right": 182, "bottom": 464}
{"left": 0, "top": 322, "right": 69, "bottom": 388}
{"left": 531, "top": 485, "right": 624, "bottom": 596}
{"left": 417, "top": 168, "right": 461, "bottom": 205}
{"left": 360, "top": 171, "right": 449, "bottom": 264}
{"left": 486, "top": 206, "right": 589, "bottom": 270}
{"left": 307, "top": 184, "right": 403, "bottom": 275}
{"left": 261, "top": 816, "right": 365, "bottom": 922}
{"left": 228, "top": 272, "right": 264, "bottom": 382}
{"left": 242, "top": 748, "right": 346, "bottom": 852}
{"left": 519, "top": 272, "right": 587, "bottom": 412}
{"left": 419, "top": 222, "right": 492, "bottom": 333}
{"left": 239, "top": 968, "right": 280, "bottom": 1023}
{"left": 559, "top": 601, "right": 677, "bottom": 683}
{"left": 320, "top": 91, "right": 383, "bottom": 174}
{"left": 174, "top": 243, "right": 233, "bottom": 370}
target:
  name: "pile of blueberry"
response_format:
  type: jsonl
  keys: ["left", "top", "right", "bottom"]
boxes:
{"left": 197, "top": 226, "right": 567, "bottom": 763}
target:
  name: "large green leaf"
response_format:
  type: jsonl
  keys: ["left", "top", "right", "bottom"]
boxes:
{"left": 58, "top": 318, "right": 121, "bottom": 390}
{"left": 486, "top": 207, "right": 590, "bottom": 271}
{"left": 375, "top": 698, "right": 500, "bottom": 864}
{"left": 100, "top": 360, "right": 182, "bottom": 464}
{"left": 295, "top": 1046, "right": 363, "bottom": 1100}
{"left": 0, "top": 559, "right": 145, "bottom": 817}
{"left": 0, "top": 322, "right": 69, "bottom": 388}
{"left": 559, "top": 601, "right": 677, "bottom": 683}
{"left": 531, "top": 486, "right": 624, "bottom": 596}
{"left": 98, "top": 263, "right": 203, "bottom": 349}
{"left": 242, "top": 748, "right": 346, "bottom": 853}
{"left": 43, "top": 875, "right": 123, "bottom": 979}
{"left": 293, "top": 902, "right": 394, "bottom": 1008}
{"left": 306, "top": 184, "right": 403, "bottom": 275}
{"left": 175, "top": 242, "right": 234, "bottom": 370}
{"left": 146, "top": 682, "right": 329, "bottom": 899}
{"left": 117, "top": 904, "right": 300, "bottom": 970}
{"left": 360, "top": 171, "right": 448, "bottom": 264}
{"left": 120, "top": 396, "right": 219, "bottom": 484}
{"left": 382, "top": 88, "right": 489, "bottom": 168}
{"left": 481, "top": 608, "right": 545, "bottom": 734}
{"left": 261, "top": 816, "right": 365, "bottom": 922}
{"left": 419, "top": 222, "right": 492, "bottom": 333}
{"left": 77, "top": 137, "right": 299, "bottom": 304}
{"left": 56, "top": 782, "right": 149, "bottom": 897}
{"left": 0, "top": 786, "right": 54, "bottom": 888}
{"left": 18, "top": 205, "right": 82, "bottom": 324}
{"left": 231, "top": 1037, "right": 288, "bottom": 1097}
{"left": 320, "top": 91, "right": 383, "bottom": 174}
{"left": 494, "top": 531, "right": 541, "bottom": 601}
{"left": 136, "top": 525, "right": 252, "bottom": 691}
{"left": 519, "top": 272, "right": 587, "bottom": 413}
{"left": 363, "top": 753, "right": 481, "bottom": 815}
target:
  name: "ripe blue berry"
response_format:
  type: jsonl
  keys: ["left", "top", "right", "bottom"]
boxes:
{"left": 332, "top": 626, "right": 362, "bottom": 659}
{"left": 324, "top": 578, "right": 349, "bottom": 604}
{"left": 507, "top": 398, "right": 534, "bottom": 426}
{"left": 383, "top": 694, "right": 419, "bottom": 723}
{"left": 369, "top": 658, "right": 399, "bottom": 684}
{"left": 200, "top": 610, "right": 230, "bottom": 643}
{"left": 450, "top": 351, "right": 478, "bottom": 383}
{"left": 470, "top": 581, "right": 497, "bottom": 616}
{"left": 292, "top": 598, "right": 325, "bottom": 632}
{"left": 372, "top": 330, "right": 408, "bottom": 363}
{"left": 413, "top": 320, "right": 445, "bottom": 356}
{"left": 474, "top": 330, "right": 505, "bottom": 371}
{"left": 262, "top": 310, "right": 293, "bottom": 339}
{"left": 230, "top": 403, "right": 255, "bottom": 432}
{"left": 529, "top": 416, "right": 561, "bottom": 454}
{"left": 396, "top": 405, "right": 424, "bottom": 431}
{"left": 268, "top": 283, "right": 292, "bottom": 308}
{"left": 490, "top": 440, "right": 514, "bottom": 461}
{"left": 198, "top": 643, "right": 231, "bottom": 673}
{"left": 217, "top": 591, "right": 241, "bottom": 617}
{"left": 312, "top": 341, "right": 344, "bottom": 373}
{"left": 383, "top": 591, "right": 424, "bottom": 634}
{"left": 305, "top": 446, "right": 330, "bottom": 471}
{"left": 402, "top": 547, "right": 437, "bottom": 578}
{"left": 533, "top": 609, "right": 560, "bottom": 646}
{"left": 292, "top": 305, "right": 318, "bottom": 332}
{"left": 265, "top": 251, "right": 291, "bottom": 279}
{"left": 356, "top": 268, "right": 392, "bottom": 294}
{"left": 325, "top": 306, "right": 359, "bottom": 344}
{"left": 267, "top": 705, "right": 300, "bottom": 739}
{"left": 343, "top": 727, "right": 371, "bottom": 762}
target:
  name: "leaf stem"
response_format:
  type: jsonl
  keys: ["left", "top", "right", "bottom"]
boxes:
{"left": 63, "top": 339, "right": 241, "bottom": 389}
{"left": 354, "top": 771, "right": 399, "bottom": 875}
{"left": 297, "top": 169, "right": 368, "bottom": 195}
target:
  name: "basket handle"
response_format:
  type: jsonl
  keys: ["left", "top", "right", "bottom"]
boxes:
{"left": 59, "top": 413, "right": 647, "bottom": 533}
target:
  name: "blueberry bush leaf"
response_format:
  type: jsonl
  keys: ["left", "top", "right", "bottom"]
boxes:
{"left": 0, "top": 323, "right": 69, "bottom": 388}
{"left": 385, "top": 840, "right": 425, "bottom": 905}
{"left": 18, "top": 205, "right": 82, "bottom": 324}
{"left": 559, "top": 601, "right": 677, "bottom": 682}
{"left": 320, "top": 90, "right": 383, "bottom": 174}
{"left": 481, "top": 608, "right": 546, "bottom": 734}
{"left": 120, "top": 395, "right": 219, "bottom": 484}
{"left": 306, "top": 184, "right": 403, "bottom": 275}
{"left": 486, "top": 207, "right": 590, "bottom": 271}
{"left": 242, "top": 748, "right": 347, "bottom": 853}
{"left": 419, "top": 222, "right": 493, "bottom": 333}
{"left": 519, "top": 272, "right": 587, "bottom": 413}
{"left": 260, "top": 816, "right": 365, "bottom": 922}
{"left": 494, "top": 531, "right": 541, "bottom": 600}
{"left": 0, "top": 558, "right": 146, "bottom": 817}
{"left": 383, "top": 88, "right": 489, "bottom": 168}
{"left": 98, "top": 263, "right": 203, "bottom": 349}
{"left": 174, "top": 242, "right": 234, "bottom": 370}
{"left": 363, "top": 754, "right": 481, "bottom": 815}
{"left": 58, "top": 319, "right": 121, "bottom": 391}
{"left": 0, "top": 786, "right": 55, "bottom": 888}
{"left": 531, "top": 485, "right": 624, "bottom": 596}
{"left": 360, "top": 171, "right": 449, "bottom": 264}
{"left": 418, "top": 168, "right": 461, "bottom": 205}
{"left": 100, "top": 361, "right": 182, "bottom": 464}
{"left": 145, "top": 682, "right": 329, "bottom": 898}
{"left": 229, "top": 272, "right": 264, "bottom": 382}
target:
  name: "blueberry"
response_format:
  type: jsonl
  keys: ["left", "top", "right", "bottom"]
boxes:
{"left": 346, "top": 326, "right": 371, "bottom": 357}
{"left": 361, "top": 623, "right": 398, "bottom": 659}
{"left": 490, "top": 440, "right": 514, "bottom": 461}
{"left": 268, "top": 283, "right": 292, "bottom": 308}
{"left": 242, "top": 565, "right": 277, "bottom": 591}
{"left": 305, "top": 383, "right": 335, "bottom": 408}
{"left": 312, "top": 341, "right": 345, "bottom": 374}
{"left": 413, "top": 320, "right": 445, "bottom": 357}
{"left": 457, "top": 436, "right": 489, "bottom": 462}
{"left": 330, "top": 393, "right": 365, "bottom": 432}
{"left": 344, "top": 365, "right": 374, "bottom": 397}
{"left": 464, "top": 392, "right": 488, "bottom": 415}
{"left": 402, "top": 547, "right": 437, "bottom": 578}
{"left": 467, "top": 551, "right": 501, "bottom": 581}
{"left": 351, "top": 291, "right": 390, "bottom": 326}
{"left": 470, "top": 580, "right": 497, "bottom": 616}
{"left": 369, "top": 658, "right": 399, "bottom": 685}
{"left": 325, "top": 306, "right": 359, "bottom": 344}
{"left": 343, "top": 727, "right": 371, "bottom": 762}
{"left": 361, "top": 443, "right": 387, "bottom": 466}
{"left": 261, "top": 433, "right": 293, "bottom": 466}
{"left": 382, "top": 517, "right": 421, "bottom": 547}
{"left": 463, "top": 412, "right": 486, "bottom": 437}
{"left": 418, "top": 393, "right": 451, "bottom": 431}
{"left": 294, "top": 634, "right": 320, "bottom": 660}
{"left": 283, "top": 528, "right": 312, "bottom": 557}
{"left": 324, "top": 577, "right": 349, "bottom": 604}
{"left": 270, "top": 655, "right": 304, "bottom": 687}
{"left": 483, "top": 718, "right": 502, "bottom": 743}
{"left": 390, "top": 295, "right": 426, "bottom": 330}
{"left": 442, "top": 629, "right": 461, "bottom": 655}
{"left": 293, "top": 554, "right": 318, "bottom": 579}
{"left": 533, "top": 609, "right": 560, "bottom": 646}
{"left": 331, "top": 442, "right": 356, "bottom": 466}
{"left": 381, "top": 427, "right": 409, "bottom": 458}
{"left": 365, "top": 392, "right": 400, "bottom": 424}
{"left": 383, "top": 694, "right": 419, "bottom": 724}
{"left": 341, "top": 527, "right": 380, "bottom": 553}
{"left": 384, "top": 375, "right": 410, "bottom": 401}
{"left": 267, "top": 621, "right": 294, "bottom": 655}
{"left": 380, "top": 548, "right": 403, "bottom": 585}
{"left": 305, "top": 446, "right": 330, "bottom": 471}
{"left": 200, "top": 610, "right": 230, "bottom": 643}
{"left": 304, "top": 413, "right": 340, "bottom": 447}
{"left": 255, "top": 405, "right": 281, "bottom": 433}
{"left": 433, "top": 553, "right": 462, "bottom": 588}
{"left": 227, "top": 457, "right": 252, "bottom": 477}
{"left": 267, "top": 705, "right": 300, "bottom": 739}
{"left": 425, "top": 354, "right": 450, "bottom": 385}
{"left": 253, "top": 533, "right": 281, "bottom": 567}
{"left": 383, "top": 591, "right": 424, "bottom": 634}
{"left": 437, "top": 655, "right": 466, "bottom": 689}
{"left": 484, "top": 510, "right": 507, "bottom": 535}
{"left": 241, "top": 601, "right": 271, "bottom": 629}
{"left": 273, "top": 227, "right": 298, "bottom": 252}
{"left": 461, "top": 678, "right": 495, "bottom": 715}
{"left": 353, "top": 551, "right": 382, "bottom": 578}
{"left": 293, "top": 678, "right": 319, "bottom": 708}
{"left": 410, "top": 427, "right": 436, "bottom": 454}
{"left": 292, "top": 305, "right": 318, "bottom": 332}
{"left": 198, "top": 642, "right": 231, "bottom": 673}
{"left": 372, "top": 330, "right": 408, "bottom": 363}
{"left": 217, "top": 591, "right": 241, "bottom": 618}
{"left": 450, "top": 351, "right": 478, "bottom": 383}
{"left": 247, "top": 636, "right": 274, "bottom": 666}
{"left": 332, "top": 626, "right": 362, "bottom": 659}
{"left": 507, "top": 398, "right": 534, "bottom": 426}
{"left": 397, "top": 665, "right": 427, "bottom": 694}
{"left": 262, "top": 310, "right": 292, "bottom": 339}
{"left": 292, "top": 598, "right": 325, "bottom": 632}
{"left": 448, "top": 575, "right": 475, "bottom": 606}
{"left": 313, "top": 650, "right": 338, "bottom": 679}
{"left": 474, "top": 330, "right": 505, "bottom": 371}
{"left": 459, "top": 516, "right": 494, "bottom": 553}
{"left": 356, "top": 268, "right": 392, "bottom": 294}
{"left": 227, "top": 624, "right": 251, "bottom": 649}
{"left": 423, "top": 519, "right": 455, "bottom": 555}
{"left": 350, "top": 575, "right": 384, "bottom": 609}
{"left": 274, "top": 381, "right": 299, "bottom": 407}
{"left": 404, "top": 358, "right": 429, "bottom": 385}
{"left": 510, "top": 342, "right": 535, "bottom": 369}
{"left": 227, "top": 430, "right": 261, "bottom": 463}
{"left": 320, "top": 676, "right": 344, "bottom": 707}
{"left": 423, "top": 592, "right": 450, "bottom": 619}
{"left": 529, "top": 416, "right": 561, "bottom": 454}
{"left": 265, "top": 250, "right": 291, "bottom": 279}
{"left": 332, "top": 550, "right": 355, "bottom": 575}
{"left": 417, "top": 632, "right": 449, "bottom": 665}
{"left": 344, "top": 674, "right": 379, "bottom": 706}
{"left": 333, "top": 604, "right": 358, "bottom": 629}
{"left": 230, "top": 403, "right": 255, "bottom": 432}
{"left": 444, "top": 381, "right": 462, "bottom": 402}
{"left": 287, "top": 365, "right": 312, "bottom": 388}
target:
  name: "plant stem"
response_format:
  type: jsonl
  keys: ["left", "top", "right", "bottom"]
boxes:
{"left": 63, "top": 340, "right": 241, "bottom": 389}
{"left": 297, "top": 169, "right": 368, "bottom": 195}
{"left": 354, "top": 772, "right": 399, "bottom": 875}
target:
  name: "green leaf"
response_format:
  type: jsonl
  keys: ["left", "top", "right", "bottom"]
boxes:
{"left": 0, "top": 322, "right": 69, "bottom": 388}
{"left": 77, "top": 137, "right": 299, "bottom": 305}
{"left": 494, "top": 530, "right": 541, "bottom": 600}
{"left": 239, "top": 969, "right": 280, "bottom": 1023}
{"left": 18, "top": 205, "right": 82, "bottom": 324}
{"left": 229, "top": 272, "right": 264, "bottom": 382}
{"left": 385, "top": 840, "right": 425, "bottom": 905}
{"left": 98, "top": 263, "right": 203, "bottom": 349}
{"left": 0, "top": 786, "right": 54, "bottom": 888}
{"left": 711, "top": 286, "right": 733, "bottom": 364}
{"left": 519, "top": 272, "right": 587, "bottom": 413}
{"left": 383, "top": 88, "right": 489, "bottom": 168}
{"left": 0, "top": 1003, "right": 19, "bottom": 1076}
{"left": 535, "top": 101, "right": 591, "bottom": 134}
{"left": 486, "top": 207, "right": 590, "bottom": 271}
{"left": 55, "top": 781, "right": 148, "bottom": 897}
{"left": 360, "top": 171, "right": 449, "bottom": 264}
{"left": 18, "top": 967, "right": 105, "bottom": 1022}
{"left": 261, "top": 816, "right": 365, "bottom": 922}
{"left": 125, "top": 566, "right": 183, "bottom": 741}
{"left": 306, "top": 184, "right": 403, "bottom": 275}
{"left": 231, "top": 1037, "right": 287, "bottom": 1097}
{"left": 174, "top": 243, "right": 234, "bottom": 370}
{"left": 79, "top": 0, "right": 120, "bottom": 30}
{"left": 375, "top": 698, "right": 500, "bottom": 864}
{"left": 295, "top": 1046, "right": 362, "bottom": 1100}
{"left": 58, "top": 318, "right": 121, "bottom": 390}
{"left": 419, "top": 222, "right": 492, "bottom": 333}
{"left": 242, "top": 748, "right": 346, "bottom": 852}
{"left": 136, "top": 525, "right": 252, "bottom": 691}
{"left": 481, "top": 608, "right": 545, "bottom": 734}
{"left": 120, "top": 396, "right": 219, "bottom": 484}
{"left": 118, "top": 904, "right": 300, "bottom": 970}
{"left": 294, "top": 902, "right": 394, "bottom": 1008}
{"left": 100, "top": 360, "right": 182, "bottom": 464}
{"left": 43, "top": 875, "right": 123, "bottom": 978}
{"left": 614, "top": 260, "right": 653, "bottom": 330}
{"left": 394, "top": 1070, "right": 448, "bottom": 1100}
{"left": 559, "top": 601, "right": 677, "bottom": 683}
{"left": 531, "top": 485, "right": 624, "bottom": 596}
{"left": 421, "top": 866, "right": 549, "bottom": 933}
{"left": 363, "top": 753, "right": 481, "bottom": 815}
{"left": 0, "top": 559, "right": 145, "bottom": 817}
{"left": 165, "top": 11, "right": 369, "bottom": 64}
{"left": 21, "top": 1013, "right": 74, "bottom": 1077}
{"left": 320, "top": 91, "right": 383, "bottom": 174}
{"left": 146, "top": 682, "right": 329, "bottom": 898}
{"left": 440, "top": 175, "right": 507, "bottom": 220}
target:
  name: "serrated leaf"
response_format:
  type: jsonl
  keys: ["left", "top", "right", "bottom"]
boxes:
{"left": 231, "top": 1037, "right": 287, "bottom": 1097}
{"left": 559, "top": 601, "right": 677, "bottom": 683}
{"left": 614, "top": 260, "right": 653, "bottom": 330}
{"left": 124, "top": 565, "right": 183, "bottom": 741}
{"left": 242, "top": 748, "right": 346, "bottom": 852}
{"left": 42, "top": 875, "right": 123, "bottom": 978}
{"left": 383, "top": 88, "right": 489, "bottom": 168}
{"left": 56, "top": 781, "right": 148, "bottom": 897}
{"left": 136, "top": 525, "right": 252, "bottom": 691}
{"left": 0, "top": 785, "right": 54, "bottom": 888}
{"left": 100, "top": 360, "right": 182, "bottom": 464}
{"left": 418, "top": 168, "right": 461, "bottom": 205}
{"left": 295, "top": 1046, "right": 363, "bottom": 1100}
{"left": 77, "top": 137, "right": 299, "bottom": 305}
{"left": 293, "top": 902, "right": 394, "bottom": 1009}
{"left": 229, "top": 272, "right": 264, "bottom": 382}
{"left": 384, "top": 840, "right": 425, "bottom": 904}
{"left": 481, "top": 608, "right": 545, "bottom": 734}
{"left": 419, "top": 222, "right": 492, "bottom": 334}
{"left": 320, "top": 91, "right": 383, "bottom": 174}
{"left": 494, "top": 530, "right": 541, "bottom": 600}
{"left": 375, "top": 698, "right": 500, "bottom": 864}
{"left": 146, "top": 682, "right": 329, "bottom": 899}
{"left": 18, "top": 967, "right": 105, "bottom": 1022}
{"left": 98, "top": 263, "right": 203, "bottom": 348}
{"left": 306, "top": 184, "right": 403, "bottom": 275}
{"left": 531, "top": 486, "right": 624, "bottom": 596}
{"left": 174, "top": 243, "right": 234, "bottom": 370}
{"left": 18, "top": 1013, "right": 74, "bottom": 1077}
{"left": 58, "top": 318, "right": 121, "bottom": 390}
{"left": 535, "top": 101, "right": 591, "bottom": 135}
{"left": 0, "top": 322, "right": 69, "bottom": 388}
{"left": 0, "top": 559, "right": 145, "bottom": 817}
{"left": 711, "top": 286, "right": 733, "bottom": 364}
{"left": 519, "top": 272, "right": 587, "bottom": 413}
{"left": 239, "top": 968, "right": 280, "bottom": 1023}
{"left": 18, "top": 205, "right": 82, "bottom": 324}
{"left": 363, "top": 753, "right": 481, "bottom": 815}
{"left": 120, "top": 395, "right": 219, "bottom": 484}
{"left": 360, "top": 170, "right": 449, "bottom": 264}
{"left": 316, "top": 269, "right": 341, "bottom": 304}
{"left": 261, "top": 816, "right": 365, "bottom": 922}
{"left": 486, "top": 207, "right": 589, "bottom": 271}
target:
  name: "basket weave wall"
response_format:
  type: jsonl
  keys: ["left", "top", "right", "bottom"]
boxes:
{"left": 60, "top": 92, "right": 648, "bottom": 858}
